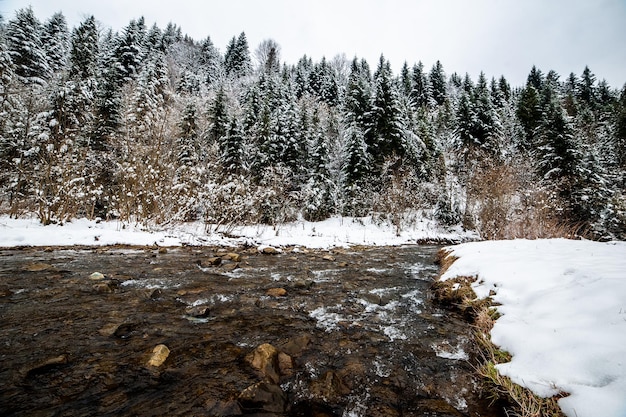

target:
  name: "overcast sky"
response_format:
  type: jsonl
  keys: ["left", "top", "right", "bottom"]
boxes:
{"left": 1, "top": 0, "right": 625, "bottom": 88}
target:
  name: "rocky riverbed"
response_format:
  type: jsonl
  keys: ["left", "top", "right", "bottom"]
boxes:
{"left": 0, "top": 245, "right": 502, "bottom": 416}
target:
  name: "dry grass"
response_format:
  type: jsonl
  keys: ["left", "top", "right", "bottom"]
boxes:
{"left": 433, "top": 252, "right": 568, "bottom": 417}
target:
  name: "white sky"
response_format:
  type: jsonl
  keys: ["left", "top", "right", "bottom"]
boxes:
{"left": 1, "top": 0, "right": 625, "bottom": 88}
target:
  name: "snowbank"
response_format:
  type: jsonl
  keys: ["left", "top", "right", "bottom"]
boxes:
{"left": 441, "top": 239, "right": 626, "bottom": 417}
{"left": 0, "top": 215, "right": 475, "bottom": 249}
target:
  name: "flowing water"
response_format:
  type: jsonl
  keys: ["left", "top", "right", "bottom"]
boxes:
{"left": 0, "top": 245, "right": 501, "bottom": 416}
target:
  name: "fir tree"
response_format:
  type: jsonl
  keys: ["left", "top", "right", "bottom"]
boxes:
{"left": 198, "top": 37, "right": 222, "bottom": 85}
{"left": 429, "top": 60, "right": 447, "bottom": 106}
{"left": 343, "top": 121, "right": 371, "bottom": 186}
{"left": 224, "top": 32, "right": 252, "bottom": 78}
{"left": 69, "top": 16, "right": 99, "bottom": 80}
{"left": 6, "top": 7, "right": 50, "bottom": 83}
{"left": 410, "top": 61, "right": 431, "bottom": 108}
{"left": 516, "top": 84, "right": 542, "bottom": 149}
{"left": 177, "top": 101, "right": 199, "bottom": 166}
{"left": 41, "top": 12, "right": 69, "bottom": 73}
{"left": 367, "top": 55, "right": 405, "bottom": 164}
{"left": 219, "top": 116, "right": 244, "bottom": 174}
{"left": 577, "top": 66, "right": 596, "bottom": 109}
{"left": 207, "top": 86, "right": 229, "bottom": 144}
{"left": 615, "top": 84, "right": 626, "bottom": 168}
{"left": 526, "top": 65, "right": 544, "bottom": 91}
{"left": 400, "top": 61, "right": 412, "bottom": 97}
{"left": 115, "top": 19, "right": 145, "bottom": 81}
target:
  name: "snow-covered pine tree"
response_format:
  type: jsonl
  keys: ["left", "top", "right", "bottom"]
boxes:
{"left": 207, "top": 85, "right": 229, "bottom": 144}
{"left": 177, "top": 101, "right": 199, "bottom": 167}
{"left": 304, "top": 108, "right": 332, "bottom": 221}
{"left": 41, "top": 12, "right": 69, "bottom": 74}
{"left": 516, "top": 82, "right": 542, "bottom": 150}
{"left": 410, "top": 61, "right": 431, "bottom": 109}
{"left": 224, "top": 32, "right": 252, "bottom": 79}
{"left": 127, "top": 51, "right": 169, "bottom": 142}
{"left": 114, "top": 19, "right": 145, "bottom": 82}
{"left": 69, "top": 16, "right": 99, "bottom": 80}
{"left": 429, "top": 60, "right": 447, "bottom": 106}
{"left": 198, "top": 36, "right": 223, "bottom": 85}
{"left": 219, "top": 116, "right": 244, "bottom": 175}
{"left": 367, "top": 55, "right": 405, "bottom": 166}
{"left": 5, "top": 7, "right": 50, "bottom": 84}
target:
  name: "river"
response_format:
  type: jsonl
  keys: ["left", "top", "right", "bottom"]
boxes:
{"left": 0, "top": 245, "right": 501, "bottom": 416}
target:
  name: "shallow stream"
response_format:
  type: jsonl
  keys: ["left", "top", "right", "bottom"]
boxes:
{"left": 0, "top": 245, "right": 501, "bottom": 416}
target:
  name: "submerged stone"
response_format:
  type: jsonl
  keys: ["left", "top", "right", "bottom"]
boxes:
{"left": 147, "top": 344, "right": 170, "bottom": 367}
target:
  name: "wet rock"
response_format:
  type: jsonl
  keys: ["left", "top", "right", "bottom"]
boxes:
{"left": 238, "top": 382, "right": 286, "bottom": 414}
{"left": 280, "top": 334, "right": 312, "bottom": 357}
{"left": 416, "top": 399, "right": 465, "bottom": 416}
{"left": 245, "top": 343, "right": 294, "bottom": 383}
{"left": 205, "top": 399, "right": 242, "bottom": 416}
{"left": 185, "top": 305, "right": 210, "bottom": 318}
{"left": 89, "top": 272, "right": 105, "bottom": 280}
{"left": 361, "top": 292, "right": 382, "bottom": 305}
{"left": 261, "top": 246, "right": 280, "bottom": 255}
{"left": 25, "top": 354, "right": 68, "bottom": 377}
{"left": 147, "top": 344, "right": 170, "bottom": 367}
{"left": 277, "top": 352, "right": 293, "bottom": 377}
{"left": 104, "top": 322, "right": 138, "bottom": 339}
{"left": 93, "top": 282, "right": 113, "bottom": 293}
{"left": 206, "top": 257, "right": 222, "bottom": 266}
{"left": 221, "top": 252, "right": 242, "bottom": 262}
{"left": 98, "top": 322, "right": 123, "bottom": 337}
{"left": 0, "top": 285, "right": 13, "bottom": 297}
{"left": 294, "top": 279, "right": 315, "bottom": 290}
{"left": 266, "top": 288, "right": 287, "bottom": 297}
{"left": 310, "top": 371, "right": 350, "bottom": 400}
{"left": 23, "top": 263, "right": 56, "bottom": 272}
{"left": 222, "top": 262, "right": 239, "bottom": 272}
{"left": 141, "top": 288, "right": 162, "bottom": 299}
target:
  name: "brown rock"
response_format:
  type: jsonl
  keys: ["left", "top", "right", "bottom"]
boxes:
{"left": 322, "top": 255, "right": 336, "bottom": 261}
{"left": 245, "top": 343, "right": 293, "bottom": 384}
{"left": 280, "top": 334, "right": 312, "bottom": 356}
{"left": 23, "top": 263, "right": 56, "bottom": 272}
{"left": 222, "top": 262, "right": 239, "bottom": 272}
{"left": 310, "top": 370, "right": 350, "bottom": 400}
{"left": 93, "top": 282, "right": 113, "bottom": 293}
{"left": 261, "top": 246, "right": 280, "bottom": 255}
{"left": 206, "top": 257, "right": 222, "bottom": 266}
{"left": 147, "top": 344, "right": 170, "bottom": 367}
{"left": 0, "top": 285, "right": 13, "bottom": 297}
{"left": 238, "top": 382, "right": 286, "bottom": 413}
{"left": 277, "top": 352, "right": 293, "bottom": 377}
{"left": 25, "top": 355, "right": 68, "bottom": 377}
{"left": 266, "top": 288, "right": 287, "bottom": 297}
{"left": 221, "top": 252, "right": 242, "bottom": 262}
{"left": 157, "top": 247, "right": 168, "bottom": 254}
{"left": 205, "top": 399, "right": 242, "bottom": 416}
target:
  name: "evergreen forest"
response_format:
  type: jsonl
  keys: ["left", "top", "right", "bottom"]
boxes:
{"left": 2, "top": 8, "right": 626, "bottom": 240}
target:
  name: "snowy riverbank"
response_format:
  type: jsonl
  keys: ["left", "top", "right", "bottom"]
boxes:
{"left": 0, "top": 215, "right": 475, "bottom": 248}
{"left": 440, "top": 239, "right": 626, "bottom": 417}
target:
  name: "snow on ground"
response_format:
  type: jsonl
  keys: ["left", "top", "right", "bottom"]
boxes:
{"left": 441, "top": 239, "right": 626, "bottom": 417}
{"left": 0, "top": 215, "right": 475, "bottom": 248}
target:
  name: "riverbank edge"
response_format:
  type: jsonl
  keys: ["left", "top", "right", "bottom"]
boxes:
{"left": 432, "top": 248, "right": 566, "bottom": 417}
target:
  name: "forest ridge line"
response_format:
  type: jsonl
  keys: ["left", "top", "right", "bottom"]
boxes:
{"left": 1, "top": 8, "right": 625, "bottom": 240}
